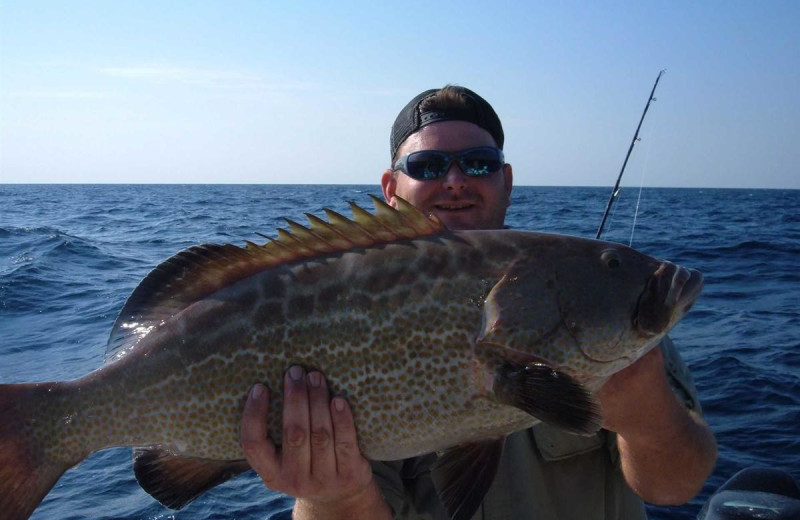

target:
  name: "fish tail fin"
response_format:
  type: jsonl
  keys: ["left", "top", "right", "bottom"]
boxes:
{"left": 0, "top": 383, "right": 81, "bottom": 520}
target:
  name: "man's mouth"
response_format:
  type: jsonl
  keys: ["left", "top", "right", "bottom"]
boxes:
{"left": 433, "top": 202, "right": 476, "bottom": 211}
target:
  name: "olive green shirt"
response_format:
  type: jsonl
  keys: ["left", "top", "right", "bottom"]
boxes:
{"left": 371, "top": 337, "right": 702, "bottom": 520}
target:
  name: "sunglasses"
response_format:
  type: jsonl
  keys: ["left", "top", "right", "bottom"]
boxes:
{"left": 392, "top": 147, "right": 505, "bottom": 181}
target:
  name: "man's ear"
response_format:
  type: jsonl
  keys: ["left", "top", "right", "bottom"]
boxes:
{"left": 381, "top": 169, "right": 398, "bottom": 207}
{"left": 503, "top": 163, "right": 513, "bottom": 207}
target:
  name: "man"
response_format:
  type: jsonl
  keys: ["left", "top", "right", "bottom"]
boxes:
{"left": 240, "top": 86, "right": 717, "bottom": 519}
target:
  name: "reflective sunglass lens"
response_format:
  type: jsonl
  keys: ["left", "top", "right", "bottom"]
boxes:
{"left": 407, "top": 152, "right": 449, "bottom": 180}
{"left": 460, "top": 150, "right": 502, "bottom": 176}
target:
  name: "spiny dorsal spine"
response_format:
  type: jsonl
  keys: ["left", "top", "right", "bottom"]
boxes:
{"left": 261, "top": 195, "right": 444, "bottom": 260}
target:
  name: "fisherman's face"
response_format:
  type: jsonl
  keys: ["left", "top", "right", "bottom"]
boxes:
{"left": 381, "top": 121, "right": 513, "bottom": 231}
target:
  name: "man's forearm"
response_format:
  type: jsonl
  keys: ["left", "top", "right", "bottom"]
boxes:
{"left": 597, "top": 346, "right": 717, "bottom": 505}
{"left": 618, "top": 403, "right": 717, "bottom": 505}
{"left": 293, "top": 479, "right": 394, "bottom": 520}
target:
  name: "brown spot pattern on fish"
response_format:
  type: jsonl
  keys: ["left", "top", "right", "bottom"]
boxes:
{"left": 0, "top": 196, "right": 704, "bottom": 520}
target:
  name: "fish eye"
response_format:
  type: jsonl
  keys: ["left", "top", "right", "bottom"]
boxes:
{"left": 601, "top": 250, "right": 622, "bottom": 269}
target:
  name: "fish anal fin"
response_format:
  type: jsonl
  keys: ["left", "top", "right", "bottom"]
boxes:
{"left": 133, "top": 448, "right": 250, "bottom": 510}
{"left": 493, "top": 360, "right": 603, "bottom": 435}
{"left": 431, "top": 438, "right": 505, "bottom": 520}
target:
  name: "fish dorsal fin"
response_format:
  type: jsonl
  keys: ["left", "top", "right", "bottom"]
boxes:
{"left": 105, "top": 196, "right": 444, "bottom": 363}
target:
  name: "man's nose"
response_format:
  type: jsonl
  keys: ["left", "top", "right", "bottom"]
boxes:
{"left": 441, "top": 161, "right": 468, "bottom": 190}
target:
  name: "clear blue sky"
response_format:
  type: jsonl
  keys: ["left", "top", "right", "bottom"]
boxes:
{"left": 1, "top": 1, "right": 798, "bottom": 188}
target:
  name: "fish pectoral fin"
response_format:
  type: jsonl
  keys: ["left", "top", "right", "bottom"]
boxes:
{"left": 431, "top": 438, "right": 505, "bottom": 520}
{"left": 133, "top": 448, "right": 250, "bottom": 510}
{"left": 493, "top": 361, "right": 603, "bottom": 435}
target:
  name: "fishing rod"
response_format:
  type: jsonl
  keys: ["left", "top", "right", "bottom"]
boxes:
{"left": 596, "top": 69, "right": 665, "bottom": 240}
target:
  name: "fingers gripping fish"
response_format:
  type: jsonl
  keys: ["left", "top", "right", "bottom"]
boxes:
{"left": 0, "top": 196, "right": 703, "bottom": 520}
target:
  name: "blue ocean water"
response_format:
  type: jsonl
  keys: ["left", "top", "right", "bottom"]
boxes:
{"left": 1, "top": 184, "right": 798, "bottom": 520}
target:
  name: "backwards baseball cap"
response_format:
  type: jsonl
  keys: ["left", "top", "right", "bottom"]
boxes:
{"left": 390, "top": 85, "right": 504, "bottom": 159}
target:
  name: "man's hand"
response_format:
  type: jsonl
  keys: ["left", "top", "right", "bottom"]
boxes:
{"left": 240, "top": 366, "right": 392, "bottom": 520}
{"left": 597, "top": 347, "right": 717, "bottom": 505}
{"left": 598, "top": 347, "right": 671, "bottom": 435}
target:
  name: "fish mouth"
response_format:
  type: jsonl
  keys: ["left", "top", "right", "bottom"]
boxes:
{"left": 634, "top": 261, "right": 704, "bottom": 336}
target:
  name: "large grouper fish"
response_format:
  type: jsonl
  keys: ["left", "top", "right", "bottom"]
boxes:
{"left": 0, "top": 196, "right": 703, "bottom": 520}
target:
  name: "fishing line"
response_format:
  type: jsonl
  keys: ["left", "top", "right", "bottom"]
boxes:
{"left": 629, "top": 118, "right": 658, "bottom": 247}
{"left": 630, "top": 173, "right": 645, "bottom": 247}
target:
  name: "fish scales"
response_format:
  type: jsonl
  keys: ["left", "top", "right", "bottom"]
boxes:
{"left": 30, "top": 234, "right": 532, "bottom": 463}
{"left": 0, "top": 197, "right": 703, "bottom": 520}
